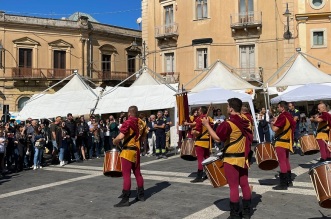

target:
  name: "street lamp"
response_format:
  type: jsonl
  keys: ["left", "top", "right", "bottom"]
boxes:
{"left": 283, "top": 3, "right": 292, "bottom": 39}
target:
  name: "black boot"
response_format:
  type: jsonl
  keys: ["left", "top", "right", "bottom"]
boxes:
{"left": 190, "top": 170, "right": 203, "bottom": 183}
{"left": 287, "top": 171, "right": 293, "bottom": 187}
{"left": 114, "top": 190, "right": 130, "bottom": 207}
{"left": 135, "top": 187, "right": 145, "bottom": 201}
{"left": 273, "top": 173, "right": 288, "bottom": 190}
{"left": 227, "top": 202, "right": 241, "bottom": 219}
{"left": 242, "top": 199, "right": 251, "bottom": 219}
{"left": 118, "top": 190, "right": 125, "bottom": 198}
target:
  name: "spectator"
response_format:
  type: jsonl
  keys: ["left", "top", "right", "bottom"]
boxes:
{"left": 164, "top": 110, "right": 172, "bottom": 151}
{"left": 147, "top": 115, "right": 156, "bottom": 156}
{"left": 65, "top": 113, "right": 80, "bottom": 162}
{"left": 50, "top": 116, "right": 61, "bottom": 164}
{"left": 32, "top": 126, "right": 45, "bottom": 170}
{"left": 288, "top": 102, "right": 301, "bottom": 154}
{"left": 58, "top": 121, "right": 69, "bottom": 166}
{"left": 0, "top": 125, "right": 5, "bottom": 177}
{"left": 14, "top": 125, "right": 26, "bottom": 171}
{"left": 154, "top": 111, "right": 167, "bottom": 159}
{"left": 104, "top": 119, "right": 111, "bottom": 152}
{"left": 99, "top": 120, "right": 105, "bottom": 154}
{"left": 257, "top": 107, "right": 271, "bottom": 142}
{"left": 299, "top": 116, "right": 310, "bottom": 134}
{"left": 213, "top": 109, "right": 226, "bottom": 122}
{"left": 109, "top": 115, "right": 119, "bottom": 149}
{"left": 76, "top": 116, "right": 89, "bottom": 161}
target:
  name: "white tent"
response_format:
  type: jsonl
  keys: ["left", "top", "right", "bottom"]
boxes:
{"left": 270, "top": 54, "right": 331, "bottom": 87}
{"left": 189, "top": 61, "right": 259, "bottom": 92}
{"left": 17, "top": 74, "right": 100, "bottom": 120}
{"left": 188, "top": 87, "right": 260, "bottom": 141}
{"left": 94, "top": 84, "right": 177, "bottom": 114}
{"left": 131, "top": 69, "right": 162, "bottom": 86}
{"left": 271, "top": 83, "right": 331, "bottom": 104}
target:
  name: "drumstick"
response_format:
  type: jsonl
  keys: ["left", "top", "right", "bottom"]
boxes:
{"left": 206, "top": 103, "right": 212, "bottom": 153}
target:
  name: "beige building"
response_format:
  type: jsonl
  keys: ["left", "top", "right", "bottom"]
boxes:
{"left": 142, "top": 0, "right": 331, "bottom": 103}
{"left": 0, "top": 12, "right": 142, "bottom": 113}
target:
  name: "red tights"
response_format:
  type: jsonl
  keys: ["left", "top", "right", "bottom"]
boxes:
{"left": 317, "top": 139, "right": 331, "bottom": 160}
{"left": 121, "top": 152, "right": 144, "bottom": 190}
{"left": 275, "top": 147, "right": 291, "bottom": 173}
{"left": 195, "top": 146, "right": 210, "bottom": 171}
{"left": 224, "top": 162, "right": 251, "bottom": 202}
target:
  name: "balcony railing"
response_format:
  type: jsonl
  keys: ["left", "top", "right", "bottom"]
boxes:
{"left": 230, "top": 11, "right": 262, "bottom": 29}
{"left": 95, "top": 71, "right": 135, "bottom": 81}
{"left": 155, "top": 23, "right": 179, "bottom": 39}
{"left": 233, "top": 68, "right": 262, "bottom": 82}
{"left": 0, "top": 67, "right": 74, "bottom": 79}
{"left": 159, "top": 72, "right": 180, "bottom": 83}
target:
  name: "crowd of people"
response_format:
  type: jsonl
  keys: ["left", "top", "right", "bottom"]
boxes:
{"left": 0, "top": 109, "right": 173, "bottom": 177}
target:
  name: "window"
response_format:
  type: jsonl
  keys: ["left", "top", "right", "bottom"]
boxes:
{"left": 127, "top": 55, "right": 136, "bottom": 73}
{"left": 196, "top": 0, "right": 208, "bottom": 20}
{"left": 239, "top": 45, "right": 255, "bottom": 78}
{"left": 164, "top": 5, "right": 174, "bottom": 26}
{"left": 311, "top": 29, "right": 327, "bottom": 48}
{"left": 164, "top": 53, "right": 174, "bottom": 72}
{"left": 239, "top": 0, "right": 254, "bottom": 23}
{"left": 18, "top": 97, "right": 30, "bottom": 111}
{"left": 310, "top": 0, "right": 325, "bottom": 9}
{"left": 102, "top": 54, "right": 111, "bottom": 72}
{"left": 19, "top": 48, "right": 32, "bottom": 68}
{"left": 54, "top": 50, "right": 66, "bottom": 69}
{"left": 197, "top": 48, "right": 208, "bottom": 69}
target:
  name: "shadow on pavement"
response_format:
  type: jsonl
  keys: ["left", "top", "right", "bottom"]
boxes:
{"left": 0, "top": 173, "right": 15, "bottom": 185}
{"left": 299, "top": 163, "right": 316, "bottom": 169}
{"left": 129, "top": 181, "right": 171, "bottom": 205}
{"left": 213, "top": 192, "right": 262, "bottom": 217}
{"left": 308, "top": 210, "right": 331, "bottom": 219}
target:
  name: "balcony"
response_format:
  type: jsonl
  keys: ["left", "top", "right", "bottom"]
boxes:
{"left": 0, "top": 67, "right": 74, "bottom": 80}
{"left": 230, "top": 11, "right": 262, "bottom": 30}
{"left": 233, "top": 68, "right": 262, "bottom": 82}
{"left": 155, "top": 23, "right": 179, "bottom": 40}
{"left": 94, "top": 71, "right": 135, "bottom": 81}
{"left": 159, "top": 72, "right": 180, "bottom": 83}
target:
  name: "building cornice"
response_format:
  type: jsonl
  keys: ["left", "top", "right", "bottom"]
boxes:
{"left": 296, "top": 12, "right": 331, "bottom": 21}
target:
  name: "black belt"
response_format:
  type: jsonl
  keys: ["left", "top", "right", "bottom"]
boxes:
{"left": 224, "top": 152, "right": 245, "bottom": 158}
{"left": 195, "top": 139, "right": 209, "bottom": 142}
{"left": 122, "top": 146, "right": 137, "bottom": 151}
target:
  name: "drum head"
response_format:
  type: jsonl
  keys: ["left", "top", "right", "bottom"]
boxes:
{"left": 181, "top": 155, "right": 197, "bottom": 161}
{"left": 104, "top": 171, "right": 122, "bottom": 177}
{"left": 309, "top": 161, "right": 331, "bottom": 175}
{"left": 202, "top": 157, "right": 218, "bottom": 165}
{"left": 258, "top": 160, "right": 279, "bottom": 171}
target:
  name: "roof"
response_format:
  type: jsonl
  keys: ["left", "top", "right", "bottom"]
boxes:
{"left": 189, "top": 61, "right": 258, "bottom": 92}
{"left": 131, "top": 69, "right": 162, "bottom": 86}
{"left": 270, "top": 54, "right": 331, "bottom": 87}
{"left": 67, "top": 12, "right": 99, "bottom": 23}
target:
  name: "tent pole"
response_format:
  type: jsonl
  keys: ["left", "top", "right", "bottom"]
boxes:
{"left": 146, "top": 67, "right": 178, "bottom": 92}
{"left": 266, "top": 83, "right": 271, "bottom": 109}
{"left": 300, "top": 52, "right": 331, "bottom": 66}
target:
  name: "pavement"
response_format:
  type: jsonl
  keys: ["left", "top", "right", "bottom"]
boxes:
{"left": 0, "top": 148, "right": 331, "bottom": 219}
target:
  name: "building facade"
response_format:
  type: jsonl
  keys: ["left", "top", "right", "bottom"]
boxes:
{"left": 142, "top": 0, "right": 331, "bottom": 99}
{"left": 0, "top": 12, "right": 142, "bottom": 113}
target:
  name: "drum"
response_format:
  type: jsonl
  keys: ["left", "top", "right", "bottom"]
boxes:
{"left": 309, "top": 161, "right": 331, "bottom": 208}
{"left": 103, "top": 148, "right": 122, "bottom": 177}
{"left": 255, "top": 142, "right": 279, "bottom": 171}
{"left": 202, "top": 157, "right": 227, "bottom": 188}
{"left": 180, "top": 138, "right": 197, "bottom": 161}
{"left": 299, "top": 134, "right": 320, "bottom": 155}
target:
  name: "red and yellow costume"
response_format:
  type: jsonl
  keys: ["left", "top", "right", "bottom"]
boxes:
{"left": 316, "top": 112, "right": 331, "bottom": 160}
{"left": 273, "top": 111, "right": 296, "bottom": 174}
{"left": 194, "top": 114, "right": 213, "bottom": 171}
{"left": 119, "top": 116, "right": 145, "bottom": 191}
{"left": 216, "top": 114, "right": 252, "bottom": 203}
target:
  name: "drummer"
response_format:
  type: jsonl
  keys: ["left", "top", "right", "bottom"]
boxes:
{"left": 186, "top": 106, "right": 213, "bottom": 183}
{"left": 270, "top": 101, "right": 296, "bottom": 190}
{"left": 112, "top": 106, "right": 146, "bottom": 207}
{"left": 202, "top": 98, "right": 253, "bottom": 219}
{"left": 310, "top": 103, "right": 331, "bottom": 162}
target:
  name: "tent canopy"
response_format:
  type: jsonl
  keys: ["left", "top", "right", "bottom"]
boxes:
{"left": 270, "top": 54, "right": 331, "bottom": 87}
{"left": 130, "top": 69, "right": 162, "bottom": 86}
{"left": 17, "top": 74, "right": 99, "bottom": 120}
{"left": 189, "top": 61, "right": 259, "bottom": 92}
{"left": 95, "top": 84, "right": 176, "bottom": 114}
{"left": 271, "top": 83, "right": 331, "bottom": 104}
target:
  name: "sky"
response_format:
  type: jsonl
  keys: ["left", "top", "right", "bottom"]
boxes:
{"left": 0, "top": 0, "right": 142, "bottom": 30}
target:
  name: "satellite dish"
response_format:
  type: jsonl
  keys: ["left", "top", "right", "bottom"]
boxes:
{"left": 136, "top": 17, "right": 142, "bottom": 24}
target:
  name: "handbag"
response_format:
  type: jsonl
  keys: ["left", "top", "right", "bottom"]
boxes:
{"left": 35, "top": 141, "right": 44, "bottom": 149}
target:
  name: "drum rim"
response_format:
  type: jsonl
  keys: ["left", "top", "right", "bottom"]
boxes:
{"left": 309, "top": 161, "right": 331, "bottom": 174}
{"left": 202, "top": 156, "right": 219, "bottom": 165}
{"left": 107, "top": 148, "right": 120, "bottom": 152}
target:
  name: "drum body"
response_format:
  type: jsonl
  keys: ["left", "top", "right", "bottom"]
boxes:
{"left": 180, "top": 138, "right": 197, "bottom": 161}
{"left": 255, "top": 142, "right": 278, "bottom": 171}
{"left": 299, "top": 134, "right": 320, "bottom": 155}
{"left": 309, "top": 161, "right": 331, "bottom": 208}
{"left": 103, "top": 148, "right": 122, "bottom": 177}
{"left": 202, "top": 157, "right": 227, "bottom": 188}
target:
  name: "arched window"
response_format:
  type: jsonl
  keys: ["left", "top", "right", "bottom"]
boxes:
{"left": 18, "top": 97, "right": 30, "bottom": 111}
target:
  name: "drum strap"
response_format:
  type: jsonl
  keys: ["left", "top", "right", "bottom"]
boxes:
{"left": 274, "top": 126, "right": 290, "bottom": 141}
{"left": 196, "top": 130, "right": 209, "bottom": 141}
{"left": 122, "top": 146, "right": 137, "bottom": 151}
{"left": 123, "top": 132, "right": 136, "bottom": 146}
{"left": 223, "top": 152, "right": 245, "bottom": 158}
{"left": 276, "top": 139, "right": 290, "bottom": 143}
{"left": 224, "top": 134, "right": 244, "bottom": 148}
{"left": 317, "top": 124, "right": 329, "bottom": 134}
